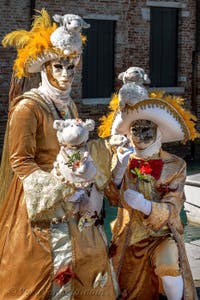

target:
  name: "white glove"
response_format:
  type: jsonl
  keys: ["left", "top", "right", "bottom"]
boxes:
{"left": 113, "top": 147, "right": 134, "bottom": 186}
{"left": 67, "top": 189, "right": 85, "bottom": 202}
{"left": 117, "top": 146, "right": 134, "bottom": 164}
{"left": 124, "top": 189, "right": 152, "bottom": 215}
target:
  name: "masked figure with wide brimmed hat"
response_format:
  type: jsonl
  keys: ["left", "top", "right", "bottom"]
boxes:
{"left": 0, "top": 10, "right": 118, "bottom": 300}
{"left": 99, "top": 76, "right": 199, "bottom": 299}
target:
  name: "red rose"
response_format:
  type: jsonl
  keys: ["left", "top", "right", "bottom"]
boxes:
{"left": 139, "top": 163, "right": 152, "bottom": 175}
{"left": 129, "top": 158, "right": 163, "bottom": 180}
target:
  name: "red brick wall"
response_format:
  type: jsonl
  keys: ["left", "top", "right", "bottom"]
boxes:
{"left": 0, "top": 0, "right": 31, "bottom": 155}
{"left": 0, "top": 0, "right": 199, "bottom": 159}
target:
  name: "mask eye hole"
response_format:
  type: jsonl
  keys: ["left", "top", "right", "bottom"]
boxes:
{"left": 68, "top": 64, "right": 75, "bottom": 70}
{"left": 131, "top": 128, "right": 139, "bottom": 135}
{"left": 53, "top": 64, "right": 63, "bottom": 70}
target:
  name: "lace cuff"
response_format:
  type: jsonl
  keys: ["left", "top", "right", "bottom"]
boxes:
{"left": 23, "top": 169, "right": 74, "bottom": 221}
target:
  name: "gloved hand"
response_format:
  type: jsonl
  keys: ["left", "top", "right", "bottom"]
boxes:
{"left": 112, "top": 147, "right": 134, "bottom": 186}
{"left": 124, "top": 189, "right": 152, "bottom": 215}
{"left": 67, "top": 189, "right": 85, "bottom": 202}
{"left": 117, "top": 146, "right": 134, "bottom": 164}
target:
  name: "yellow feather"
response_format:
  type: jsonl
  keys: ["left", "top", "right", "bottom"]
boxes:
{"left": 31, "top": 9, "right": 52, "bottom": 31}
{"left": 150, "top": 90, "right": 200, "bottom": 141}
{"left": 98, "top": 94, "right": 119, "bottom": 138}
{"left": 98, "top": 89, "right": 200, "bottom": 141}
{"left": 2, "top": 9, "right": 82, "bottom": 78}
{"left": 109, "top": 93, "right": 119, "bottom": 110}
{"left": 81, "top": 34, "right": 87, "bottom": 45}
{"left": 2, "top": 30, "right": 31, "bottom": 48}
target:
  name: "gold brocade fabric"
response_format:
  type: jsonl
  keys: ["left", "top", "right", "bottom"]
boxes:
{"left": 123, "top": 163, "right": 170, "bottom": 245}
{"left": 112, "top": 151, "right": 185, "bottom": 245}
{"left": 0, "top": 96, "right": 60, "bottom": 299}
{"left": 88, "top": 138, "right": 112, "bottom": 191}
{"left": 69, "top": 218, "right": 116, "bottom": 299}
{"left": 117, "top": 236, "right": 180, "bottom": 300}
{"left": 111, "top": 150, "right": 198, "bottom": 300}
{"left": 0, "top": 94, "right": 116, "bottom": 299}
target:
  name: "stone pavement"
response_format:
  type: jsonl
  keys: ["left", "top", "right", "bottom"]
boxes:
{"left": 185, "top": 239, "right": 200, "bottom": 298}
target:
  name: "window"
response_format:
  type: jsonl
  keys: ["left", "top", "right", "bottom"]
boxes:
{"left": 82, "top": 19, "right": 115, "bottom": 99}
{"left": 150, "top": 7, "right": 178, "bottom": 87}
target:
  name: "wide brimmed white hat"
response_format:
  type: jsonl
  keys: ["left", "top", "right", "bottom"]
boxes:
{"left": 2, "top": 10, "right": 89, "bottom": 78}
{"left": 98, "top": 92, "right": 199, "bottom": 143}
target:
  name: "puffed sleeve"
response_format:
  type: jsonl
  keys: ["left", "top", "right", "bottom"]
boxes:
{"left": 9, "top": 100, "right": 39, "bottom": 180}
{"left": 9, "top": 99, "right": 75, "bottom": 221}
{"left": 143, "top": 159, "right": 186, "bottom": 233}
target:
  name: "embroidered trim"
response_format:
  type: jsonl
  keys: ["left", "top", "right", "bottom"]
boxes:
{"left": 125, "top": 98, "right": 190, "bottom": 141}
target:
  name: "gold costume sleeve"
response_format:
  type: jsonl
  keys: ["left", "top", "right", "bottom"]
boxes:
{"left": 9, "top": 99, "right": 40, "bottom": 180}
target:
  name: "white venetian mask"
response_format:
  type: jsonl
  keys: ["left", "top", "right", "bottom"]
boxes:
{"left": 45, "top": 58, "right": 76, "bottom": 91}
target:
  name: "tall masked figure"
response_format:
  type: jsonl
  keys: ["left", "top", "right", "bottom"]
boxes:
{"left": 0, "top": 10, "right": 118, "bottom": 300}
{"left": 99, "top": 78, "right": 199, "bottom": 300}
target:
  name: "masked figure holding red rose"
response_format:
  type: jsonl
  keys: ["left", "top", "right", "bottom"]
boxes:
{"left": 99, "top": 86, "right": 199, "bottom": 299}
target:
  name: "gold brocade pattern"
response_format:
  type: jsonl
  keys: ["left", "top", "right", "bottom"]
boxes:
{"left": 88, "top": 139, "right": 112, "bottom": 191}
{"left": 0, "top": 93, "right": 117, "bottom": 299}
{"left": 111, "top": 150, "right": 198, "bottom": 300}
{"left": 122, "top": 163, "right": 170, "bottom": 246}
{"left": 0, "top": 90, "right": 78, "bottom": 209}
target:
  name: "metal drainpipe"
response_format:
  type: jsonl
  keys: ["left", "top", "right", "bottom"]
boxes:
{"left": 190, "top": 0, "right": 199, "bottom": 160}
{"left": 30, "top": 0, "right": 36, "bottom": 22}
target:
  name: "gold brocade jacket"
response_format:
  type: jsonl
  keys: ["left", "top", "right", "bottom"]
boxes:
{"left": 0, "top": 92, "right": 116, "bottom": 300}
{"left": 107, "top": 150, "right": 198, "bottom": 300}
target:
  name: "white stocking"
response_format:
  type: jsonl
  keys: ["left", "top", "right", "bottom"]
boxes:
{"left": 161, "top": 275, "right": 183, "bottom": 300}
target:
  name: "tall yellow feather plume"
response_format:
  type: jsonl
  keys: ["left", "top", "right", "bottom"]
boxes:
{"left": 2, "top": 30, "right": 31, "bottom": 49}
{"left": 2, "top": 9, "right": 87, "bottom": 78}
{"left": 13, "top": 25, "right": 56, "bottom": 78}
{"left": 2, "top": 9, "right": 57, "bottom": 78}
{"left": 149, "top": 90, "right": 200, "bottom": 141}
{"left": 98, "top": 93, "right": 119, "bottom": 138}
{"left": 31, "top": 8, "right": 52, "bottom": 31}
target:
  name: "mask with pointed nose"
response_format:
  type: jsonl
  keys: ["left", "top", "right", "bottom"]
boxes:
{"left": 45, "top": 57, "right": 75, "bottom": 91}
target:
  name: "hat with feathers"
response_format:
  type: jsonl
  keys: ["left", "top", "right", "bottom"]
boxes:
{"left": 98, "top": 90, "right": 200, "bottom": 144}
{"left": 2, "top": 9, "right": 89, "bottom": 78}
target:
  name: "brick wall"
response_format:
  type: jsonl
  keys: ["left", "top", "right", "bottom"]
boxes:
{"left": 0, "top": 0, "right": 32, "bottom": 156}
{"left": 0, "top": 0, "right": 199, "bottom": 160}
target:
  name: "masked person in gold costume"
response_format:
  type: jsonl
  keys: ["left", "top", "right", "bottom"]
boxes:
{"left": 99, "top": 87, "right": 199, "bottom": 299}
{"left": 0, "top": 10, "right": 118, "bottom": 300}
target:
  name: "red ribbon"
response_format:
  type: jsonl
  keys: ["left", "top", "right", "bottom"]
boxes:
{"left": 53, "top": 264, "right": 76, "bottom": 287}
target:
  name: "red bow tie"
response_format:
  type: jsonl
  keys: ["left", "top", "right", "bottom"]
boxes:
{"left": 129, "top": 158, "right": 163, "bottom": 180}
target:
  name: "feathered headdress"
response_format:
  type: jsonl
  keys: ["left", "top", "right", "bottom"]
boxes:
{"left": 98, "top": 90, "right": 200, "bottom": 143}
{"left": 2, "top": 9, "right": 88, "bottom": 78}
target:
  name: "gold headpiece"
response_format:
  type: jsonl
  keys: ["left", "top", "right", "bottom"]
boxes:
{"left": 98, "top": 91, "right": 200, "bottom": 143}
{"left": 2, "top": 9, "right": 88, "bottom": 78}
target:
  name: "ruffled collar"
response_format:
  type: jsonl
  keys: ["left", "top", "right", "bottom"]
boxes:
{"left": 134, "top": 128, "right": 162, "bottom": 159}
